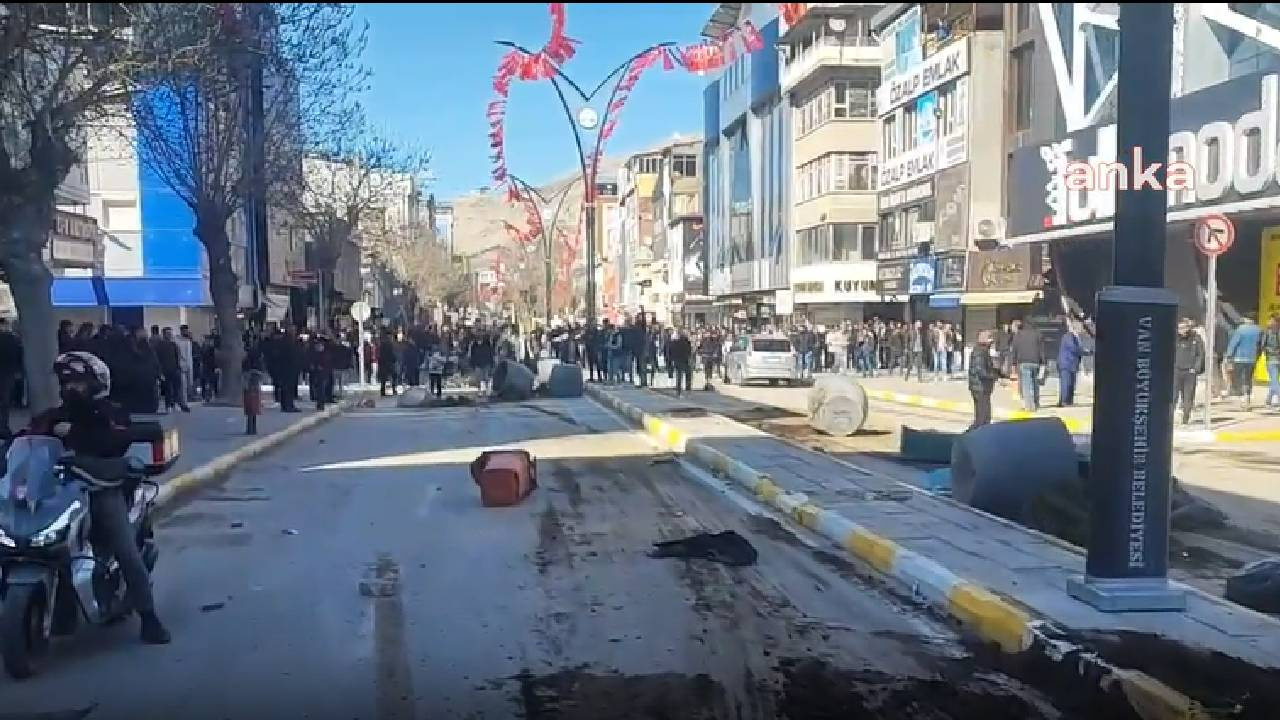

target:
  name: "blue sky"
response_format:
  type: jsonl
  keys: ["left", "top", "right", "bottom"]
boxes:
{"left": 355, "top": 3, "right": 714, "bottom": 201}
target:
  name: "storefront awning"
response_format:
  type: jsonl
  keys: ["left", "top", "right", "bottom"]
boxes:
{"left": 52, "top": 276, "right": 210, "bottom": 308}
{"left": 929, "top": 293, "right": 962, "bottom": 308}
{"left": 960, "top": 291, "right": 1040, "bottom": 306}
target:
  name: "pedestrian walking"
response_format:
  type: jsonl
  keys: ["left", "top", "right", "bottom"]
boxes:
{"left": 427, "top": 350, "right": 446, "bottom": 398}
{"left": 1009, "top": 319, "right": 1045, "bottom": 411}
{"left": 667, "top": 328, "right": 693, "bottom": 396}
{"left": 377, "top": 330, "right": 399, "bottom": 397}
{"left": 157, "top": 327, "right": 190, "bottom": 412}
{"left": 1262, "top": 314, "right": 1280, "bottom": 408}
{"left": 1225, "top": 314, "right": 1262, "bottom": 410}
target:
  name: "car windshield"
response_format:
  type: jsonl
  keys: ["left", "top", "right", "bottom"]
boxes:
{"left": 752, "top": 339, "right": 792, "bottom": 353}
{"left": 0, "top": 436, "right": 65, "bottom": 503}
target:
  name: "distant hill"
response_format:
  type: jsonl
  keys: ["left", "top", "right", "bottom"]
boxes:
{"left": 450, "top": 133, "right": 698, "bottom": 258}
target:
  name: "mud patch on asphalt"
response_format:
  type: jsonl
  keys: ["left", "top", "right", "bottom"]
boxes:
{"left": 550, "top": 464, "right": 585, "bottom": 512}
{"left": 514, "top": 668, "right": 735, "bottom": 719}
{"left": 776, "top": 658, "right": 1060, "bottom": 719}
{"left": 665, "top": 407, "right": 711, "bottom": 418}
{"left": 534, "top": 503, "right": 574, "bottom": 575}
{"left": 521, "top": 403, "right": 583, "bottom": 427}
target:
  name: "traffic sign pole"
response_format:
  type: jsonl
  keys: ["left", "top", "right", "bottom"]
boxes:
{"left": 1192, "top": 212, "right": 1235, "bottom": 433}
{"left": 1205, "top": 255, "right": 1217, "bottom": 432}
{"left": 351, "top": 301, "right": 372, "bottom": 389}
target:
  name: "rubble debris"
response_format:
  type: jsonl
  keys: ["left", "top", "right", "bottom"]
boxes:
{"left": 1225, "top": 558, "right": 1280, "bottom": 614}
{"left": 648, "top": 530, "right": 757, "bottom": 567}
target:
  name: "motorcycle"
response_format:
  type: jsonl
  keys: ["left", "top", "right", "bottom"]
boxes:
{"left": 0, "top": 435, "right": 160, "bottom": 679}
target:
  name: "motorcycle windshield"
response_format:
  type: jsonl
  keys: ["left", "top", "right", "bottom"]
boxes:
{"left": 0, "top": 436, "right": 66, "bottom": 504}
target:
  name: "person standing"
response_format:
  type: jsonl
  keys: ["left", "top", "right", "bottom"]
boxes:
{"left": 1056, "top": 320, "right": 1087, "bottom": 407}
{"left": 1174, "top": 318, "right": 1206, "bottom": 424}
{"left": 931, "top": 322, "right": 948, "bottom": 382}
{"left": 426, "top": 349, "right": 446, "bottom": 398}
{"left": 470, "top": 331, "right": 496, "bottom": 393}
{"left": 0, "top": 319, "right": 22, "bottom": 438}
{"left": 827, "top": 324, "right": 848, "bottom": 374}
{"left": 1009, "top": 319, "right": 1045, "bottom": 412}
{"left": 967, "top": 330, "right": 1004, "bottom": 430}
{"left": 1225, "top": 313, "right": 1262, "bottom": 410}
{"left": 667, "top": 328, "right": 693, "bottom": 396}
{"left": 377, "top": 330, "right": 399, "bottom": 397}
{"left": 1262, "top": 314, "right": 1280, "bottom": 408}
{"left": 698, "top": 328, "right": 721, "bottom": 390}
{"left": 157, "top": 328, "right": 189, "bottom": 412}
{"left": 306, "top": 333, "right": 335, "bottom": 410}
{"left": 176, "top": 325, "right": 195, "bottom": 403}
{"left": 906, "top": 320, "right": 925, "bottom": 382}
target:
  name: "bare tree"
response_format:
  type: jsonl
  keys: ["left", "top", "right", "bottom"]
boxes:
{"left": 295, "top": 120, "right": 427, "bottom": 329}
{"left": 0, "top": 3, "right": 137, "bottom": 411}
{"left": 366, "top": 221, "right": 470, "bottom": 315}
{"left": 127, "top": 2, "right": 366, "bottom": 401}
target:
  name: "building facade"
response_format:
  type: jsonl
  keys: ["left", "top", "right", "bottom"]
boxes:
{"left": 1004, "top": 3, "right": 1280, "bottom": 353}
{"left": 703, "top": 3, "right": 789, "bottom": 328}
{"left": 873, "top": 3, "right": 1009, "bottom": 335}
{"left": 780, "top": 3, "right": 885, "bottom": 326}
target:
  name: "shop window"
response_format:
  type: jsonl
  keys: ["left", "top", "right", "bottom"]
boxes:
{"left": 1011, "top": 46, "right": 1033, "bottom": 132}
{"left": 860, "top": 225, "right": 877, "bottom": 260}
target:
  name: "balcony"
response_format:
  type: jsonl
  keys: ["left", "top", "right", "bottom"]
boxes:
{"left": 782, "top": 37, "right": 880, "bottom": 92}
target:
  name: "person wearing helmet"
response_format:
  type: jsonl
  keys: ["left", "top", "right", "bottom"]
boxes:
{"left": 24, "top": 351, "right": 172, "bottom": 645}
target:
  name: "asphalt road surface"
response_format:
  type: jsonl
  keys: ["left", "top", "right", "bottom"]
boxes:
{"left": 0, "top": 396, "right": 1084, "bottom": 720}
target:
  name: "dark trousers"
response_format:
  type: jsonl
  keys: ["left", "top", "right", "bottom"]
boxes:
{"left": 429, "top": 374, "right": 443, "bottom": 398}
{"left": 903, "top": 351, "right": 923, "bottom": 381}
{"left": 310, "top": 370, "right": 334, "bottom": 409}
{"left": 970, "top": 389, "right": 993, "bottom": 430}
{"left": 1233, "top": 362, "right": 1254, "bottom": 405}
{"left": 405, "top": 366, "right": 421, "bottom": 387}
{"left": 1058, "top": 369, "right": 1077, "bottom": 406}
{"left": 89, "top": 488, "right": 154, "bottom": 614}
{"left": 279, "top": 371, "right": 299, "bottom": 410}
{"left": 634, "top": 354, "right": 648, "bottom": 387}
{"left": 1176, "top": 369, "right": 1198, "bottom": 423}
{"left": 0, "top": 371, "right": 13, "bottom": 437}
{"left": 673, "top": 364, "right": 692, "bottom": 394}
{"left": 702, "top": 360, "right": 715, "bottom": 388}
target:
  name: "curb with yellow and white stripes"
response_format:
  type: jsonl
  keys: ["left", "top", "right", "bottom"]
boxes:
{"left": 589, "top": 385, "right": 1033, "bottom": 653}
{"left": 589, "top": 385, "right": 1214, "bottom": 720}
{"left": 154, "top": 395, "right": 360, "bottom": 509}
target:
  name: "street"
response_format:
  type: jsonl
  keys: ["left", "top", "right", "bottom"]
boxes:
{"left": 0, "top": 396, "right": 1086, "bottom": 719}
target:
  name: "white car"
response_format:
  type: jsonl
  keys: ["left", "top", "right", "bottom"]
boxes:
{"left": 724, "top": 334, "right": 800, "bottom": 386}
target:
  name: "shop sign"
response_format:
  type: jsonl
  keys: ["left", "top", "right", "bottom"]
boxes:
{"left": 878, "top": 38, "right": 968, "bottom": 114}
{"left": 46, "top": 210, "right": 99, "bottom": 267}
{"left": 876, "top": 261, "right": 910, "bottom": 296}
{"left": 878, "top": 179, "right": 933, "bottom": 212}
{"left": 965, "top": 245, "right": 1037, "bottom": 292}
{"left": 1008, "top": 71, "right": 1280, "bottom": 238}
{"left": 935, "top": 255, "right": 966, "bottom": 291}
{"left": 879, "top": 143, "right": 936, "bottom": 191}
{"left": 908, "top": 258, "right": 936, "bottom": 294}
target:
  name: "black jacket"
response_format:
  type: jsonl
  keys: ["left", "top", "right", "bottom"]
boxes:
{"left": 968, "top": 343, "right": 1003, "bottom": 394}
{"left": 1009, "top": 327, "right": 1044, "bottom": 366}
{"left": 0, "top": 331, "right": 22, "bottom": 375}
{"left": 1174, "top": 332, "right": 1205, "bottom": 373}
{"left": 667, "top": 336, "right": 693, "bottom": 367}
{"left": 27, "top": 398, "right": 132, "bottom": 458}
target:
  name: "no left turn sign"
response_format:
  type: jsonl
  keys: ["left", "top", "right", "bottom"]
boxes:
{"left": 1194, "top": 213, "right": 1235, "bottom": 257}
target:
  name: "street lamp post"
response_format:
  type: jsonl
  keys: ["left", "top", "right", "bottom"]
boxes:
{"left": 493, "top": 38, "right": 676, "bottom": 325}
{"left": 506, "top": 173, "right": 579, "bottom": 324}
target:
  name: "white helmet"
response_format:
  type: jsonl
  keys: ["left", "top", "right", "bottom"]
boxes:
{"left": 54, "top": 351, "right": 111, "bottom": 399}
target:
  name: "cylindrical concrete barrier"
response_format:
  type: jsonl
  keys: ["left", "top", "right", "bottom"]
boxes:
{"left": 536, "top": 358, "right": 561, "bottom": 387}
{"left": 493, "top": 359, "right": 536, "bottom": 402}
{"left": 806, "top": 375, "right": 869, "bottom": 437}
{"left": 396, "top": 387, "right": 428, "bottom": 408}
{"left": 950, "top": 417, "right": 1078, "bottom": 525}
{"left": 545, "top": 363, "right": 584, "bottom": 398}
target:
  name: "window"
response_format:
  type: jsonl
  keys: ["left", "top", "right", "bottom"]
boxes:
{"left": 902, "top": 105, "right": 918, "bottom": 151}
{"left": 795, "top": 78, "right": 878, "bottom": 137}
{"left": 752, "top": 338, "right": 793, "bottom": 353}
{"left": 1016, "top": 2, "right": 1032, "bottom": 32}
{"left": 832, "top": 224, "right": 860, "bottom": 261}
{"left": 795, "top": 153, "right": 876, "bottom": 202}
{"left": 883, "top": 115, "right": 899, "bottom": 159}
{"left": 1011, "top": 46, "right": 1034, "bottom": 132}
{"left": 860, "top": 225, "right": 877, "bottom": 260}
{"left": 635, "top": 156, "right": 661, "bottom": 174}
{"left": 672, "top": 154, "right": 698, "bottom": 177}
{"left": 937, "top": 82, "right": 963, "bottom": 137}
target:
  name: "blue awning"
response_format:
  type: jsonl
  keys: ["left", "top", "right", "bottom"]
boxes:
{"left": 52, "top": 276, "right": 210, "bottom": 308}
{"left": 929, "top": 293, "right": 962, "bottom": 308}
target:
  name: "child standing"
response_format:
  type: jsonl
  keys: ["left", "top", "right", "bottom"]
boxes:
{"left": 427, "top": 351, "right": 446, "bottom": 399}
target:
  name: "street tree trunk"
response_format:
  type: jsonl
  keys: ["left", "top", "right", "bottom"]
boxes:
{"left": 195, "top": 216, "right": 245, "bottom": 403}
{"left": 0, "top": 198, "right": 59, "bottom": 413}
{"left": 3, "top": 239, "right": 58, "bottom": 414}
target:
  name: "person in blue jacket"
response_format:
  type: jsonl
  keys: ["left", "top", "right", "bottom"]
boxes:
{"left": 1056, "top": 320, "right": 1089, "bottom": 407}
{"left": 1225, "top": 313, "right": 1262, "bottom": 410}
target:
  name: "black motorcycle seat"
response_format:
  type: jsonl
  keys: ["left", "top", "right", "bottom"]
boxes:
{"left": 62, "top": 456, "right": 142, "bottom": 484}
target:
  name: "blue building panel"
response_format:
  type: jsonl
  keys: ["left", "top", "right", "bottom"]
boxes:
{"left": 750, "top": 20, "right": 781, "bottom": 106}
{"left": 52, "top": 277, "right": 210, "bottom": 308}
{"left": 134, "top": 86, "right": 206, "bottom": 281}
{"left": 703, "top": 80, "right": 721, "bottom": 143}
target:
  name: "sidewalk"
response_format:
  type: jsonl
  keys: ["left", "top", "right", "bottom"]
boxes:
{"left": 587, "top": 384, "right": 1280, "bottom": 711}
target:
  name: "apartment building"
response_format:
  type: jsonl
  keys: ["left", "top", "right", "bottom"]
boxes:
{"left": 779, "top": 3, "right": 885, "bottom": 326}
{"left": 702, "top": 3, "right": 789, "bottom": 329}
{"left": 655, "top": 141, "right": 709, "bottom": 326}
{"left": 872, "top": 3, "right": 1008, "bottom": 336}
{"left": 1004, "top": 4, "right": 1280, "bottom": 341}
